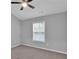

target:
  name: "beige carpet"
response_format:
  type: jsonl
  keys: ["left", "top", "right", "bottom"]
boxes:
{"left": 11, "top": 45, "right": 67, "bottom": 59}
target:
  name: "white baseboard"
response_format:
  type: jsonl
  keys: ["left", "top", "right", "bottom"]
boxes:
{"left": 22, "top": 43, "right": 67, "bottom": 55}
{"left": 11, "top": 43, "right": 20, "bottom": 48}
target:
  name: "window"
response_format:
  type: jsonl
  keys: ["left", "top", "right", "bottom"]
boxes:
{"left": 33, "top": 22, "right": 45, "bottom": 42}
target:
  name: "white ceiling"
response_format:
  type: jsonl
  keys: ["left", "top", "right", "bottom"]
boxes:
{"left": 11, "top": 0, "right": 67, "bottom": 20}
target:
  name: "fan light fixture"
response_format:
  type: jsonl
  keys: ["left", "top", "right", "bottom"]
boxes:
{"left": 11, "top": 0, "right": 35, "bottom": 10}
{"left": 22, "top": 2, "right": 27, "bottom": 8}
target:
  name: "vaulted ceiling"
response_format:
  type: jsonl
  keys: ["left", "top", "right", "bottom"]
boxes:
{"left": 11, "top": 0, "right": 67, "bottom": 20}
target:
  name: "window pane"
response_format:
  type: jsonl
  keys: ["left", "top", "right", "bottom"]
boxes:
{"left": 33, "top": 32, "right": 45, "bottom": 42}
{"left": 33, "top": 22, "right": 45, "bottom": 32}
{"left": 33, "top": 22, "right": 45, "bottom": 42}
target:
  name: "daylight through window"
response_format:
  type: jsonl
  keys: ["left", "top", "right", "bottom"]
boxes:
{"left": 33, "top": 22, "right": 45, "bottom": 42}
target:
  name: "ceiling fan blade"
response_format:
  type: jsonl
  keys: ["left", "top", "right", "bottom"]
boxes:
{"left": 28, "top": 4, "right": 35, "bottom": 9}
{"left": 11, "top": 2, "right": 21, "bottom": 4}
{"left": 22, "top": 0, "right": 26, "bottom": 2}
{"left": 27, "top": 0, "right": 33, "bottom": 2}
{"left": 20, "top": 7, "right": 24, "bottom": 10}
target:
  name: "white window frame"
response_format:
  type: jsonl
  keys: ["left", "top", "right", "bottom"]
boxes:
{"left": 33, "top": 22, "right": 45, "bottom": 42}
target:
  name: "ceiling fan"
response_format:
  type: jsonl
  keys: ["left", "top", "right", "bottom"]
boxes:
{"left": 11, "top": 0, "right": 35, "bottom": 10}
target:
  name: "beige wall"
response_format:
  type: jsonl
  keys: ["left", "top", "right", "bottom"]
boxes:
{"left": 21, "top": 12, "right": 67, "bottom": 53}
{"left": 11, "top": 14, "right": 21, "bottom": 48}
